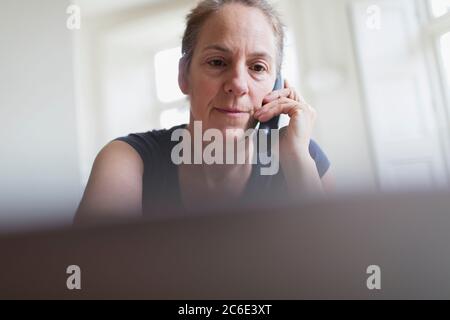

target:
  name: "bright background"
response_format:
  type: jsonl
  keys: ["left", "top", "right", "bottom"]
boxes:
{"left": 1, "top": 0, "right": 450, "bottom": 231}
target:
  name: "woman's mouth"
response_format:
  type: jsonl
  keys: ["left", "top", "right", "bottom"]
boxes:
{"left": 214, "top": 107, "right": 249, "bottom": 117}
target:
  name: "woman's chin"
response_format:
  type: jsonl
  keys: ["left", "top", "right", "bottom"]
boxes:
{"left": 218, "top": 121, "right": 258, "bottom": 141}
{"left": 195, "top": 113, "right": 258, "bottom": 140}
{"left": 216, "top": 119, "right": 255, "bottom": 134}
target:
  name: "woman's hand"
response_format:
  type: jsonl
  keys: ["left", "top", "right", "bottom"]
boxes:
{"left": 254, "top": 79, "right": 316, "bottom": 158}
{"left": 253, "top": 79, "right": 324, "bottom": 199}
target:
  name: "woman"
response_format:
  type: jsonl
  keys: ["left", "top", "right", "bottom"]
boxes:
{"left": 75, "top": 0, "right": 334, "bottom": 223}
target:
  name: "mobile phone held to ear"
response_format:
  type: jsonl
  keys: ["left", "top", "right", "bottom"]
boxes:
{"left": 259, "top": 74, "right": 283, "bottom": 132}
{"left": 257, "top": 74, "right": 282, "bottom": 159}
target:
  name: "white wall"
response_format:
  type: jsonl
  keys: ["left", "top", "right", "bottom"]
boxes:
{"left": 0, "top": 0, "right": 82, "bottom": 232}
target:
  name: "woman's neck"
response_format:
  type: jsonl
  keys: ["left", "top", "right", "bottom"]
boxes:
{"left": 178, "top": 123, "right": 257, "bottom": 210}
{"left": 178, "top": 162, "right": 253, "bottom": 211}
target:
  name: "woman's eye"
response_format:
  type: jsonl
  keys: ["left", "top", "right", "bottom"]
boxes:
{"left": 251, "top": 64, "right": 267, "bottom": 73}
{"left": 208, "top": 59, "right": 226, "bottom": 68}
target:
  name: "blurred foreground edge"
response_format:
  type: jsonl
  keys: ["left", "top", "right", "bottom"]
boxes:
{"left": 1, "top": 191, "right": 450, "bottom": 299}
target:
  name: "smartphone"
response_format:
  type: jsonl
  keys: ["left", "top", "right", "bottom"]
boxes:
{"left": 257, "top": 74, "right": 282, "bottom": 157}
{"left": 259, "top": 74, "right": 283, "bottom": 132}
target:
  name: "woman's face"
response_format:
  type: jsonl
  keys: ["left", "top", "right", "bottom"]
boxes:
{"left": 179, "top": 3, "right": 278, "bottom": 135}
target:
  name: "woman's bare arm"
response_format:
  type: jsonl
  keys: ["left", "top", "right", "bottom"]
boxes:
{"left": 74, "top": 141, "right": 144, "bottom": 225}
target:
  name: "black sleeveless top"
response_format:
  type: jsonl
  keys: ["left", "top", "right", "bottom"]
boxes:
{"left": 115, "top": 124, "right": 330, "bottom": 215}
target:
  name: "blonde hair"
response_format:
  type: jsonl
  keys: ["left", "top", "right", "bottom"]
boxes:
{"left": 181, "top": 0, "right": 285, "bottom": 73}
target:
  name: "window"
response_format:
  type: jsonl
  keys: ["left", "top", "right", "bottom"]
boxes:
{"left": 348, "top": 0, "right": 450, "bottom": 191}
{"left": 154, "top": 46, "right": 184, "bottom": 103}
{"left": 154, "top": 46, "right": 189, "bottom": 129}
{"left": 429, "top": 0, "right": 450, "bottom": 17}
{"left": 427, "top": 0, "right": 450, "bottom": 109}
{"left": 440, "top": 32, "right": 450, "bottom": 92}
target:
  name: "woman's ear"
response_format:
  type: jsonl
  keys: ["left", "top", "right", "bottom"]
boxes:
{"left": 178, "top": 57, "right": 189, "bottom": 94}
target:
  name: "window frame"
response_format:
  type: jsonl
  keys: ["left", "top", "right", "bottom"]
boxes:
{"left": 419, "top": 0, "right": 450, "bottom": 178}
{"left": 427, "top": 0, "right": 450, "bottom": 18}
{"left": 149, "top": 44, "right": 189, "bottom": 129}
{"left": 423, "top": 0, "right": 450, "bottom": 118}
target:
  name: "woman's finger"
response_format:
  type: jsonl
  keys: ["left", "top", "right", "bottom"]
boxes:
{"left": 263, "top": 88, "right": 294, "bottom": 103}
{"left": 255, "top": 98, "right": 307, "bottom": 122}
{"left": 256, "top": 94, "right": 310, "bottom": 117}
{"left": 263, "top": 83, "right": 304, "bottom": 104}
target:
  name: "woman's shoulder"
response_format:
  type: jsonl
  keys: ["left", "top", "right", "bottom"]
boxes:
{"left": 112, "top": 124, "right": 187, "bottom": 166}
{"left": 95, "top": 140, "right": 144, "bottom": 175}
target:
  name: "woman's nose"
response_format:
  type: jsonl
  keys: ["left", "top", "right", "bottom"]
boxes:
{"left": 223, "top": 66, "right": 249, "bottom": 96}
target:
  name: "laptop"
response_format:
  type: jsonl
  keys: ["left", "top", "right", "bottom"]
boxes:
{"left": 1, "top": 191, "right": 450, "bottom": 299}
